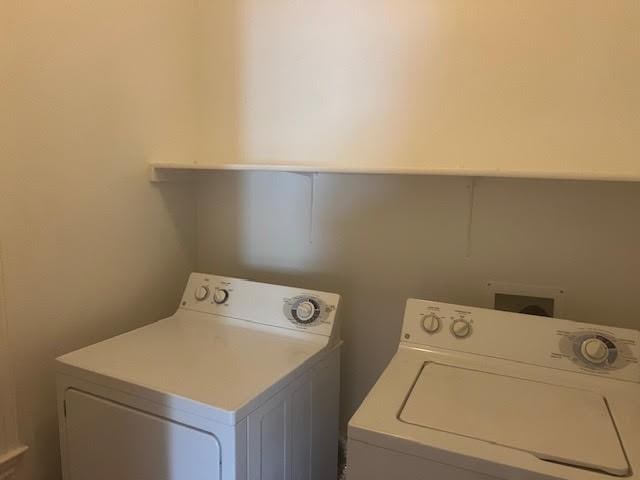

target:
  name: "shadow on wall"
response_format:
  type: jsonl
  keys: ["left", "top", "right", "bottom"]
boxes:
{"left": 195, "top": 0, "right": 640, "bottom": 430}
{"left": 2, "top": 2, "right": 199, "bottom": 479}
{"left": 196, "top": 172, "right": 640, "bottom": 427}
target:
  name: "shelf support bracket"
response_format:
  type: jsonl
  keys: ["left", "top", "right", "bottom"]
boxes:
{"left": 466, "top": 177, "right": 478, "bottom": 257}
{"left": 288, "top": 171, "right": 317, "bottom": 244}
{"left": 149, "top": 166, "right": 195, "bottom": 183}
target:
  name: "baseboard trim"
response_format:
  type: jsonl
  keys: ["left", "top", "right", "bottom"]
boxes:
{"left": 0, "top": 446, "right": 28, "bottom": 480}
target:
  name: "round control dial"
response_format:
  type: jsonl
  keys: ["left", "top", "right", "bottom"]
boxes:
{"left": 581, "top": 338, "right": 609, "bottom": 364}
{"left": 285, "top": 296, "right": 326, "bottom": 326}
{"left": 573, "top": 333, "right": 618, "bottom": 368}
{"left": 194, "top": 285, "right": 210, "bottom": 301}
{"left": 213, "top": 288, "right": 229, "bottom": 305}
{"left": 451, "top": 319, "right": 472, "bottom": 339}
{"left": 421, "top": 313, "right": 441, "bottom": 334}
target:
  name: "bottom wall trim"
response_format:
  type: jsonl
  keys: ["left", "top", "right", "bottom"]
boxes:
{"left": 0, "top": 446, "right": 28, "bottom": 480}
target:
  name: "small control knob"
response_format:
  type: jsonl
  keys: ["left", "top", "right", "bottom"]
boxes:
{"left": 581, "top": 338, "right": 609, "bottom": 364}
{"left": 295, "top": 301, "right": 316, "bottom": 322}
{"left": 213, "top": 288, "right": 229, "bottom": 305}
{"left": 194, "top": 285, "right": 210, "bottom": 302}
{"left": 451, "top": 319, "right": 472, "bottom": 339}
{"left": 421, "top": 314, "right": 441, "bottom": 334}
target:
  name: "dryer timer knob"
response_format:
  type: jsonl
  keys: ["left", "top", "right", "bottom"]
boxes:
{"left": 295, "top": 301, "right": 316, "bottom": 322}
{"left": 194, "top": 285, "right": 210, "bottom": 301}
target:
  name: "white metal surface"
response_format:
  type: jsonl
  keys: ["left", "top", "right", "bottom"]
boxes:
{"left": 401, "top": 364, "right": 627, "bottom": 475}
{"left": 348, "top": 440, "right": 500, "bottom": 480}
{"left": 348, "top": 299, "right": 640, "bottom": 480}
{"left": 57, "top": 273, "right": 341, "bottom": 480}
{"left": 65, "top": 389, "right": 221, "bottom": 480}
{"left": 57, "top": 312, "right": 326, "bottom": 425}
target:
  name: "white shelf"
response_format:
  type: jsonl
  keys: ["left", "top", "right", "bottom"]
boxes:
{"left": 148, "top": 162, "right": 640, "bottom": 183}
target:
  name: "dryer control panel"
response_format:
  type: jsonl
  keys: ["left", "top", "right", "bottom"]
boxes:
{"left": 180, "top": 273, "right": 340, "bottom": 339}
{"left": 401, "top": 299, "right": 640, "bottom": 382}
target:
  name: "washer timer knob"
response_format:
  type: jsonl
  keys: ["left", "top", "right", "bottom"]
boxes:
{"left": 213, "top": 288, "right": 229, "bottom": 305}
{"left": 421, "top": 313, "right": 441, "bottom": 334}
{"left": 451, "top": 319, "right": 472, "bottom": 339}
{"left": 194, "top": 285, "right": 210, "bottom": 301}
{"left": 581, "top": 338, "right": 609, "bottom": 364}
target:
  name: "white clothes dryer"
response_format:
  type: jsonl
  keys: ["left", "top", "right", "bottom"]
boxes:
{"left": 57, "top": 273, "right": 342, "bottom": 480}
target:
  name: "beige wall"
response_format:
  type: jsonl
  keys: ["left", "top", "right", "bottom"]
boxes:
{"left": 198, "top": 0, "right": 640, "bottom": 179}
{"left": 196, "top": 172, "right": 640, "bottom": 425}
{"left": 3, "top": 1, "right": 640, "bottom": 477}
{"left": 1, "top": 2, "right": 198, "bottom": 478}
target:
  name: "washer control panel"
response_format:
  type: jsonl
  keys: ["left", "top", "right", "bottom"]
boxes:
{"left": 180, "top": 273, "right": 340, "bottom": 339}
{"left": 415, "top": 305, "right": 475, "bottom": 340}
{"left": 402, "top": 298, "right": 640, "bottom": 382}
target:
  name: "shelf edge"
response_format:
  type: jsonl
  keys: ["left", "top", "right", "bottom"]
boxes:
{"left": 148, "top": 162, "right": 640, "bottom": 183}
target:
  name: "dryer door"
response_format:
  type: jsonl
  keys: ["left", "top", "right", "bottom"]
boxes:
{"left": 63, "top": 389, "right": 221, "bottom": 480}
{"left": 400, "top": 363, "right": 629, "bottom": 476}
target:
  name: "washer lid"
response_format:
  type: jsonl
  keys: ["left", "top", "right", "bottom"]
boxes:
{"left": 400, "top": 363, "right": 629, "bottom": 476}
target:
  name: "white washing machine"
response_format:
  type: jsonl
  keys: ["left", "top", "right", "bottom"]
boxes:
{"left": 56, "top": 273, "right": 342, "bottom": 480}
{"left": 348, "top": 299, "right": 640, "bottom": 480}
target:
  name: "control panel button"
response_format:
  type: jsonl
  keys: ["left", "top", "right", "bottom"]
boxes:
{"left": 581, "top": 338, "right": 609, "bottom": 364}
{"left": 421, "top": 314, "right": 441, "bottom": 334}
{"left": 213, "top": 288, "right": 229, "bottom": 305}
{"left": 194, "top": 285, "right": 210, "bottom": 302}
{"left": 451, "top": 319, "right": 472, "bottom": 339}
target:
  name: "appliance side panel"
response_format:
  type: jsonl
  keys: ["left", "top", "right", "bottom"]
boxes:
{"left": 232, "top": 418, "right": 248, "bottom": 480}
{"left": 56, "top": 379, "right": 71, "bottom": 480}
{"left": 247, "top": 392, "right": 288, "bottom": 480}
{"left": 246, "top": 347, "right": 341, "bottom": 480}
{"left": 310, "top": 348, "right": 340, "bottom": 480}
{"left": 291, "top": 379, "right": 312, "bottom": 480}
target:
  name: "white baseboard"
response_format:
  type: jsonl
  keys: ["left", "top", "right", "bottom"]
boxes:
{"left": 0, "top": 446, "right": 28, "bottom": 480}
